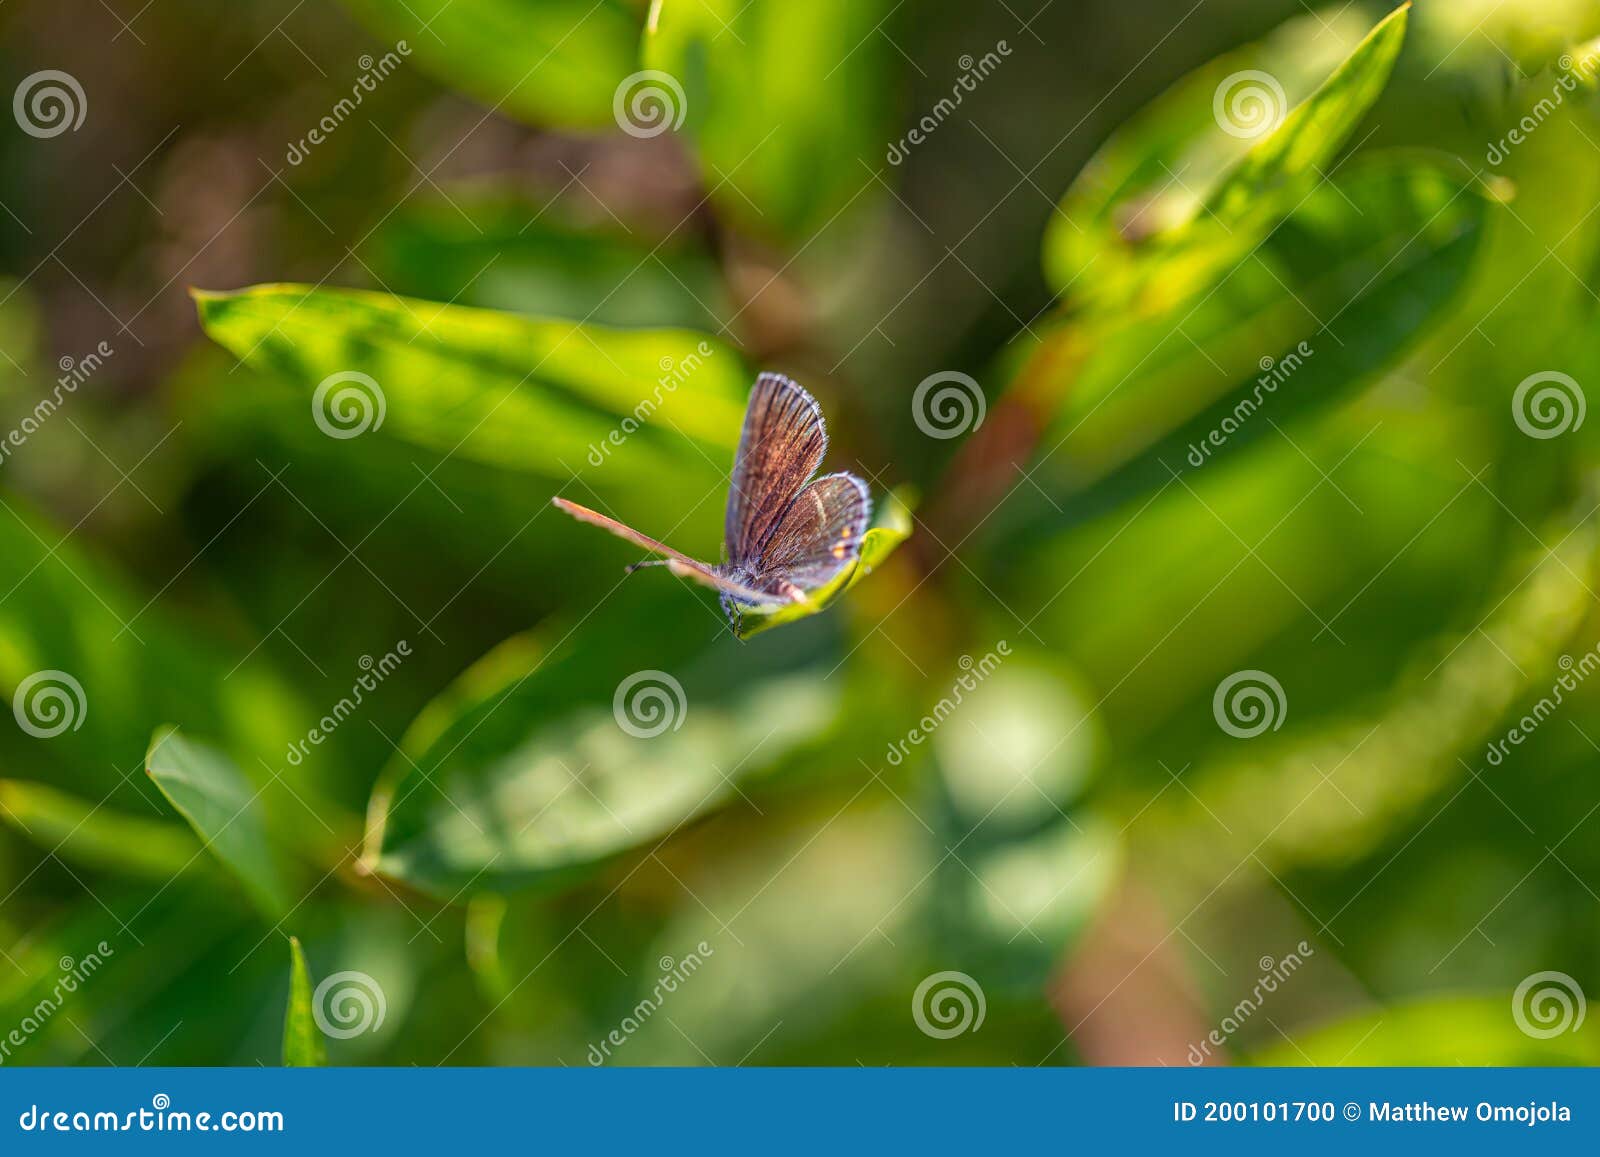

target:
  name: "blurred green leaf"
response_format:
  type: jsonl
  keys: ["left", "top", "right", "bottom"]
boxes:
{"left": 337, "top": 0, "right": 641, "bottom": 129}
{"left": 193, "top": 285, "right": 747, "bottom": 509}
{"left": 364, "top": 189, "right": 729, "bottom": 329}
{"left": 282, "top": 936, "right": 327, "bottom": 1066}
{"left": 935, "top": 814, "right": 1121, "bottom": 995}
{"left": 1250, "top": 993, "right": 1600, "bottom": 1065}
{"left": 363, "top": 596, "right": 840, "bottom": 896}
{"left": 618, "top": 801, "right": 930, "bottom": 1064}
{"left": 1044, "top": 4, "right": 1408, "bottom": 315}
{"left": 644, "top": 0, "right": 899, "bottom": 238}
{"left": 1127, "top": 505, "right": 1600, "bottom": 887}
{"left": 0, "top": 492, "right": 309, "bottom": 798}
{"left": 932, "top": 655, "right": 1101, "bottom": 830}
{"left": 146, "top": 727, "right": 293, "bottom": 918}
{"left": 733, "top": 487, "right": 914, "bottom": 639}
{"left": 1014, "top": 155, "right": 1487, "bottom": 533}
{"left": 0, "top": 779, "right": 196, "bottom": 879}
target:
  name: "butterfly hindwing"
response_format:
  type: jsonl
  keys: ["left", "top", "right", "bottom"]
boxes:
{"left": 726, "top": 373, "right": 828, "bottom": 565}
{"left": 756, "top": 472, "right": 872, "bottom": 593}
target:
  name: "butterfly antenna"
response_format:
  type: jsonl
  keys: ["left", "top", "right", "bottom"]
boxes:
{"left": 625, "top": 559, "right": 672, "bottom": 575}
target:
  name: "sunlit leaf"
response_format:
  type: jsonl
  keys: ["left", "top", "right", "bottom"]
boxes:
{"left": 193, "top": 285, "right": 747, "bottom": 511}
{"left": 146, "top": 727, "right": 294, "bottom": 918}
{"left": 1044, "top": 4, "right": 1410, "bottom": 313}
{"left": 282, "top": 936, "right": 327, "bottom": 1066}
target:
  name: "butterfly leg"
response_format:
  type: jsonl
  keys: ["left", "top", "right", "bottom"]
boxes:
{"left": 776, "top": 580, "right": 808, "bottom": 604}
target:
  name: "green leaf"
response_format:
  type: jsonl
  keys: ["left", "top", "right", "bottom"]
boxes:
{"left": 362, "top": 595, "right": 841, "bottom": 897}
{"left": 363, "top": 189, "right": 729, "bottom": 329}
{"left": 337, "top": 0, "right": 641, "bottom": 129}
{"left": 1044, "top": 4, "right": 1409, "bottom": 315}
{"left": 644, "top": 0, "right": 900, "bottom": 238}
{"left": 146, "top": 727, "right": 294, "bottom": 918}
{"left": 0, "top": 779, "right": 196, "bottom": 879}
{"left": 1248, "top": 994, "right": 1600, "bottom": 1065}
{"left": 282, "top": 937, "right": 327, "bottom": 1067}
{"left": 934, "top": 814, "right": 1121, "bottom": 995}
{"left": 193, "top": 285, "right": 747, "bottom": 510}
{"left": 1005, "top": 153, "right": 1487, "bottom": 537}
{"left": 0, "top": 492, "right": 309, "bottom": 800}
{"left": 733, "top": 487, "right": 914, "bottom": 639}
{"left": 1124, "top": 506, "right": 1600, "bottom": 887}
{"left": 927, "top": 655, "right": 1117, "bottom": 992}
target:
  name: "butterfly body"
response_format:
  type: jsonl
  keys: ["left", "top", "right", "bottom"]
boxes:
{"left": 553, "top": 373, "right": 870, "bottom": 629}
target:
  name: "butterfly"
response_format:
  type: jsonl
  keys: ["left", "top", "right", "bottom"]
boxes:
{"left": 553, "top": 372, "right": 871, "bottom": 628}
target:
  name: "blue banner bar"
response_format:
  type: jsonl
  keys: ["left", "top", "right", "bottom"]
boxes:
{"left": 1, "top": 1068, "right": 1595, "bottom": 1152}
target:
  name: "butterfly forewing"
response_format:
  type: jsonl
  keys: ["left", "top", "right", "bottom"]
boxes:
{"left": 726, "top": 373, "right": 828, "bottom": 565}
{"left": 757, "top": 472, "right": 872, "bottom": 592}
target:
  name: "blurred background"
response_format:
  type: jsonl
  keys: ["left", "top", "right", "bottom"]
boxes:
{"left": 1, "top": 0, "right": 1599, "bottom": 1065}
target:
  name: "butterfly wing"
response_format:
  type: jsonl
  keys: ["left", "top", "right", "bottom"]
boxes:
{"left": 726, "top": 373, "right": 828, "bottom": 566}
{"left": 550, "top": 497, "right": 786, "bottom": 606}
{"left": 755, "top": 472, "right": 872, "bottom": 593}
